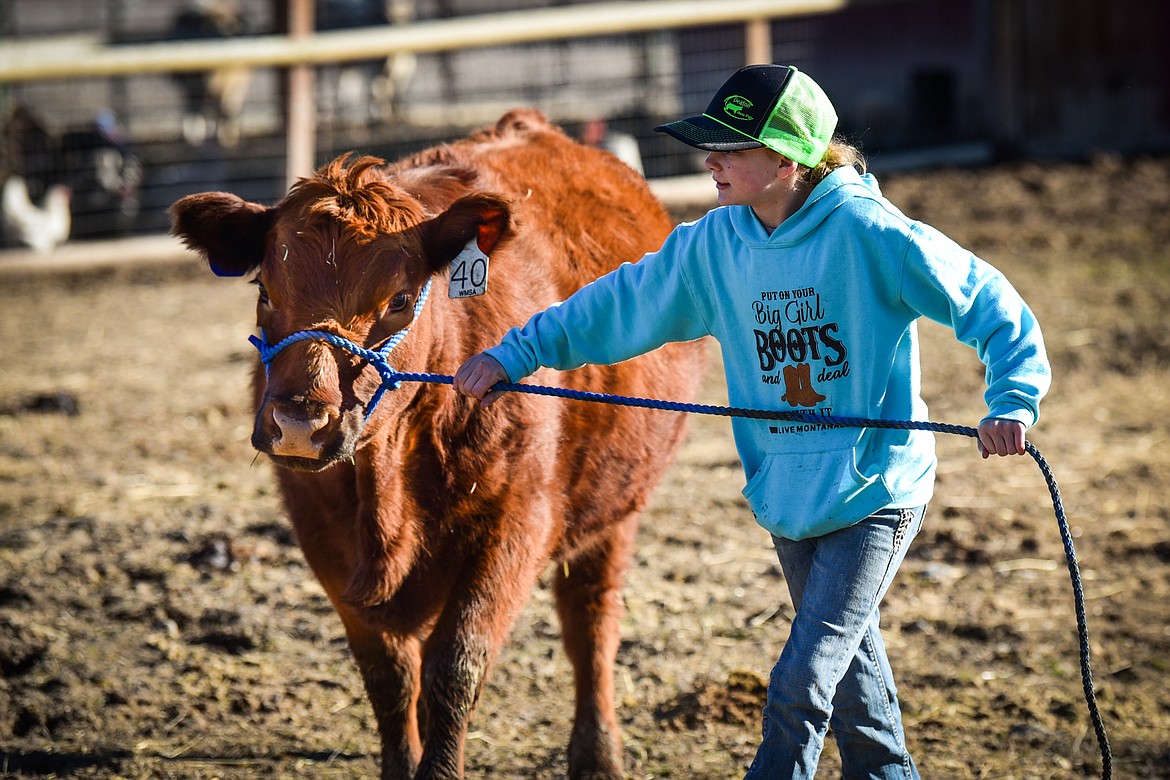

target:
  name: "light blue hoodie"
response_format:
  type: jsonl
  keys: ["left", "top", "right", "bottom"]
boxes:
{"left": 486, "top": 166, "right": 1051, "bottom": 540}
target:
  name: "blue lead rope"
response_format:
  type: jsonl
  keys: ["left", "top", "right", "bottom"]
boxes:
{"left": 245, "top": 325, "right": 1112, "bottom": 778}
{"left": 397, "top": 370, "right": 1113, "bottom": 779}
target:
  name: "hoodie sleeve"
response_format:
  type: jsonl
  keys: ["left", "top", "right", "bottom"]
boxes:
{"left": 897, "top": 222, "right": 1051, "bottom": 427}
{"left": 485, "top": 229, "right": 709, "bottom": 382}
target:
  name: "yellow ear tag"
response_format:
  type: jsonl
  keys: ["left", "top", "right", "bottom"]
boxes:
{"left": 448, "top": 235, "right": 489, "bottom": 298}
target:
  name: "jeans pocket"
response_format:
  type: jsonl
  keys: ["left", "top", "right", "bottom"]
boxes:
{"left": 874, "top": 506, "right": 923, "bottom": 594}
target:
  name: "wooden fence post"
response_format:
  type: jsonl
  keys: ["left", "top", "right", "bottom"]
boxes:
{"left": 286, "top": 0, "right": 316, "bottom": 189}
{"left": 745, "top": 18, "right": 772, "bottom": 65}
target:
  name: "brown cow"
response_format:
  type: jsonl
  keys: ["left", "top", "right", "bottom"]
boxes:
{"left": 170, "top": 109, "right": 705, "bottom": 779}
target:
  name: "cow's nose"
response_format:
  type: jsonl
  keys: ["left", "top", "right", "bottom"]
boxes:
{"left": 270, "top": 404, "right": 330, "bottom": 458}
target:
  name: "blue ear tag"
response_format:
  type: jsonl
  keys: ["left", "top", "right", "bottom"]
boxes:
{"left": 209, "top": 259, "right": 247, "bottom": 277}
{"left": 447, "top": 235, "right": 489, "bottom": 298}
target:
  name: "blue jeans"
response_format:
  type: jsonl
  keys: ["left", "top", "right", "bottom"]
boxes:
{"left": 745, "top": 506, "right": 925, "bottom": 780}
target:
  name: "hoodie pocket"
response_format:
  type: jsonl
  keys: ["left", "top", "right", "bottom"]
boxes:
{"left": 742, "top": 446, "right": 894, "bottom": 540}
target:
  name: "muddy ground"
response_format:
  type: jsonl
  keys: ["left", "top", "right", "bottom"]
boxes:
{"left": 1, "top": 154, "right": 1168, "bottom": 779}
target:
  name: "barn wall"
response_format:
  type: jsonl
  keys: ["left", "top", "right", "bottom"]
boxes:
{"left": 677, "top": 0, "right": 1169, "bottom": 162}
{"left": 997, "top": 0, "right": 1170, "bottom": 157}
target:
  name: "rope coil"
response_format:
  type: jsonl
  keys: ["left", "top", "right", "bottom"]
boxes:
{"left": 245, "top": 333, "right": 1112, "bottom": 778}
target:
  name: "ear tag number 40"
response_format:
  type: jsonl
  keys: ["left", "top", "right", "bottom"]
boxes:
{"left": 448, "top": 235, "right": 489, "bottom": 299}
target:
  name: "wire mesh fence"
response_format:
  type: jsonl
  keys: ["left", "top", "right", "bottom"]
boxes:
{"left": 2, "top": 0, "right": 780, "bottom": 250}
{"left": 2, "top": 0, "right": 1168, "bottom": 254}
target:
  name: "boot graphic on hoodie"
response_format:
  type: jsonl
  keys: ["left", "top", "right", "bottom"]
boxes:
{"left": 781, "top": 363, "right": 826, "bottom": 408}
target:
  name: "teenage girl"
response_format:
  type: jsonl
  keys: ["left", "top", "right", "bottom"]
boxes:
{"left": 454, "top": 64, "right": 1050, "bottom": 778}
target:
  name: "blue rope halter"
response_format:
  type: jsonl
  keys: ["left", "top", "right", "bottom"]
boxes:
{"left": 246, "top": 278, "right": 432, "bottom": 419}
{"left": 241, "top": 311, "right": 1111, "bottom": 778}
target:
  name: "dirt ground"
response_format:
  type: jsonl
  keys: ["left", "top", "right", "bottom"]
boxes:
{"left": 1, "top": 154, "right": 1169, "bottom": 779}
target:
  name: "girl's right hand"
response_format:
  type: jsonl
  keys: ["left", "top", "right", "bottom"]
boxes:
{"left": 453, "top": 353, "right": 510, "bottom": 407}
{"left": 977, "top": 417, "right": 1027, "bottom": 459}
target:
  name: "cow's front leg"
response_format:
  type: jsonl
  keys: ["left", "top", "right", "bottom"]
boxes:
{"left": 337, "top": 608, "right": 425, "bottom": 779}
{"left": 414, "top": 517, "right": 552, "bottom": 779}
{"left": 278, "top": 472, "right": 427, "bottom": 777}
{"left": 554, "top": 515, "right": 638, "bottom": 780}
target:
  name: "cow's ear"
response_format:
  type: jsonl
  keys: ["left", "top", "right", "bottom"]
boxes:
{"left": 421, "top": 193, "right": 513, "bottom": 274}
{"left": 169, "top": 193, "right": 275, "bottom": 277}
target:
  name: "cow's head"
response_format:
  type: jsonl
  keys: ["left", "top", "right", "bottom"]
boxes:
{"left": 170, "top": 155, "right": 512, "bottom": 471}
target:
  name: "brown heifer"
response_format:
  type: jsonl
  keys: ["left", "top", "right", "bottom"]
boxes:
{"left": 170, "top": 109, "right": 705, "bottom": 779}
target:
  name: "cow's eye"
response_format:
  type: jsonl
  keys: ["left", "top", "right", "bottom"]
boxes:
{"left": 388, "top": 292, "right": 411, "bottom": 312}
{"left": 252, "top": 277, "right": 270, "bottom": 306}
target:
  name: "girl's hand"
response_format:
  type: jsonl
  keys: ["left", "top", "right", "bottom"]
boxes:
{"left": 978, "top": 417, "right": 1027, "bottom": 459}
{"left": 453, "top": 353, "right": 509, "bottom": 407}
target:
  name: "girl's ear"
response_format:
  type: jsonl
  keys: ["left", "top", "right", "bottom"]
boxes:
{"left": 776, "top": 155, "right": 802, "bottom": 181}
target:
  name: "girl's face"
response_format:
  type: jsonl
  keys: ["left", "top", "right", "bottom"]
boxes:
{"left": 704, "top": 147, "right": 786, "bottom": 209}
{"left": 704, "top": 147, "right": 806, "bottom": 232}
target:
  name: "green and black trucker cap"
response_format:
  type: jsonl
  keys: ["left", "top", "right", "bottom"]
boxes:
{"left": 655, "top": 64, "right": 837, "bottom": 168}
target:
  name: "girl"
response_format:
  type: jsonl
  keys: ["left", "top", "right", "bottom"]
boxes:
{"left": 454, "top": 64, "right": 1050, "bottom": 779}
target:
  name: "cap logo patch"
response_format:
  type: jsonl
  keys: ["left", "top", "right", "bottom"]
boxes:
{"left": 723, "top": 95, "right": 754, "bottom": 122}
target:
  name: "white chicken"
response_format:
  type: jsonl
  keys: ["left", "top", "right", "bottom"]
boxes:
{"left": 2, "top": 175, "right": 71, "bottom": 254}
